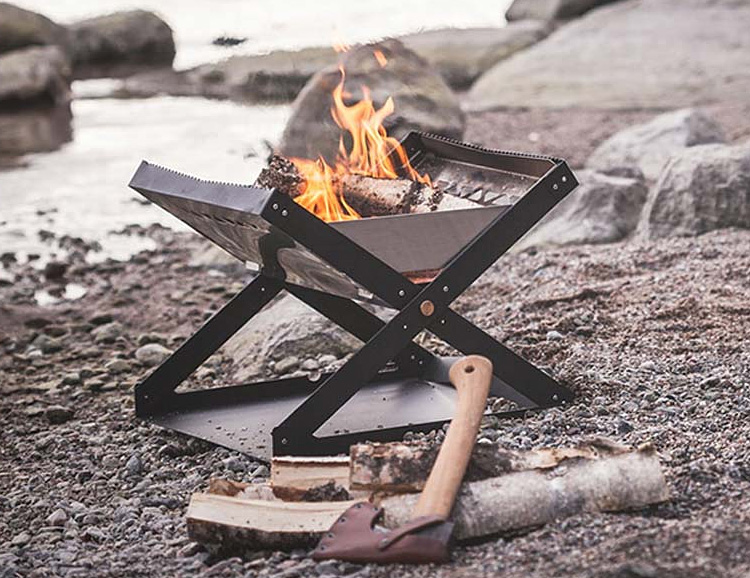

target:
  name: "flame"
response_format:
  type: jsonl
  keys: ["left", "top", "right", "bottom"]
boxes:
{"left": 373, "top": 49, "right": 388, "bottom": 67}
{"left": 290, "top": 59, "right": 431, "bottom": 222}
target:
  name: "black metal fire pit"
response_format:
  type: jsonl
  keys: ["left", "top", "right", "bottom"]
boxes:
{"left": 128, "top": 132, "right": 578, "bottom": 459}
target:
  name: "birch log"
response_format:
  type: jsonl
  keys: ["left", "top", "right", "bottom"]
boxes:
{"left": 379, "top": 443, "right": 669, "bottom": 541}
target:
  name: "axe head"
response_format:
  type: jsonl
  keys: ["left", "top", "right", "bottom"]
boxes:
{"left": 312, "top": 501, "right": 453, "bottom": 564}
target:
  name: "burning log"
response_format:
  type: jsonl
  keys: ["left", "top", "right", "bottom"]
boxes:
{"left": 255, "top": 154, "right": 303, "bottom": 197}
{"left": 342, "top": 175, "right": 481, "bottom": 217}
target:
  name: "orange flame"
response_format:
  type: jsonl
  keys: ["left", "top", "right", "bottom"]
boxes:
{"left": 290, "top": 59, "right": 431, "bottom": 222}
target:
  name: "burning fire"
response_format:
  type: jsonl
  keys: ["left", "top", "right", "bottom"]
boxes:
{"left": 290, "top": 55, "right": 431, "bottom": 222}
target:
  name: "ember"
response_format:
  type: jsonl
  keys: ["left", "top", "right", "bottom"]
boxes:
{"left": 290, "top": 55, "right": 433, "bottom": 223}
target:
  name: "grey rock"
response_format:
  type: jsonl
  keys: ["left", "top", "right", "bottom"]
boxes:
{"left": 223, "top": 456, "right": 245, "bottom": 473}
{"left": 275, "top": 356, "right": 300, "bottom": 375}
{"left": 468, "top": 0, "right": 750, "bottom": 110}
{"left": 506, "top": 0, "right": 621, "bottom": 21}
{"left": 69, "top": 10, "right": 175, "bottom": 77}
{"left": 587, "top": 109, "right": 725, "bottom": 181}
{"left": 546, "top": 330, "right": 564, "bottom": 340}
{"left": 124, "top": 454, "right": 143, "bottom": 477}
{"left": 300, "top": 358, "right": 319, "bottom": 371}
{"left": 88, "top": 312, "right": 113, "bottom": 325}
{"left": 250, "top": 465, "right": 270, "bottom": 479}
{"left": 42, "top": 260, "right": 68, "bottom": 281}
{"left": 0, "top": 45, "right": 71, "bottom": 107}
{"left": 0, "top": 2, "right": 70, "bottom": 56}
{"left": 638, "top": 142, "right": 750, "bottom": 239}
{"left": 279, "top": 39, "right": 464, "bottom": 163}
{"left": 401, "top": 23, "right": 550, "bottom": 90}
{"left": 0, "top": 99, "right": 72, "bottom": 155}
{"left": 134, "top": 343, "right": 172, "bottom": 367}
{"left": 46, "top": 508, "right": 67, "bottom": 527}
{"left": 104, "top": 358, "right": 131, "bottom": 374}
{"left": 91, "top": 321, "right": 123, "bottom": 344}
{"left": 517, "top": 170, "right": 648, "bottom": 250}
{"left": 32, "top": 334, "right": 63, "bottom": 354}
{"left": 136, "top": 332, "right": 167, "bottom": 346}
{"left": 45, "top": 405, "right": 74, "bottom": 424}
{"left": 10, "top": 531, "right": 30, "bottom": 547}
{"left": 61, "top": 372, "right": 81, "bottom": 385}
{"left": 221, "top": 295, "right": 358, "bottom": 383}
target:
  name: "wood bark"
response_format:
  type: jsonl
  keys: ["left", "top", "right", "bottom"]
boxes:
{"left": 379, "top": 443, "right": 669, "bottom": 541}
{"left": 349, "top": 439, "right": 626, "bottom": 492}
{"left": 255, "top": 154, "right": 303, "bottom": 197}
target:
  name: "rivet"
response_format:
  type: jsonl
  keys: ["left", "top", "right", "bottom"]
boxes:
{"left": 398, "top": 289, "right": 406, "bottom": 297}
{"left": 562, "top": 176, "right": 568, "bottom": 183}
{"left": 420, "top": 300, "right": 435, "bottom": 316}
{"left": 440, "top": 319, "right": 446, "bottom": 325}
{"left": 403, "top": 324, "right": 408, "bottom": 330}
{"left": 410, "top": 354, "right": 416, "bottom": 360}
{"left": 272, "top": 203, "right": 279, "bottom": 210}
{"left": 281, "top": 438, "right": 288, "bottom": 445}
{"left": 552, "top": 394, "right": 559, "bottom": 401}
{"left": 553, "top": 183, "right": 559, "bottom": 191}
{"left": 260, "top": 287, "right": 265, "bottom": 292}
{"left": 442, "top": 286, "right": 449, "bottom": 292}
{"left": 281, "top": 209, "right": 288, "bottom": 217}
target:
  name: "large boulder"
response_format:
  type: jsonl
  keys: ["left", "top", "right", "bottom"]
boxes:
{"left": 0, "top": 45, "right": 71, "bottom": 107}
{"left": 69, "top": 10, "right": 175, "bottom": 78}
{"left": 401, "top": 23, "right": 550, "bottom": 90}
{"left": 279, "top": 39, "right": 465, "bottom": 162}
{"left": 468, "top": 0, "right": 750, "bottom": 111}
{"left": 516, "top": 170, "right": 648, "bottom": 250}
{"left": 0, "top": 3, "right": 70, "bottom": 56}
{"left": 506, "top": 0, "right": 621, "bottom": 21}
{"left": 638, "top": 142, "right": 750, "bottom": 240}
{"left": 221, "top": 294, "right": 359, "bottom": 382}
{"left": 586, "top": 109, "right": 725, "bottom": 181}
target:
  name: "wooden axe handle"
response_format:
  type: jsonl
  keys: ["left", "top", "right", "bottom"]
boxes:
{"left": 411, "top": 355, "right": 493, "bottom": 519}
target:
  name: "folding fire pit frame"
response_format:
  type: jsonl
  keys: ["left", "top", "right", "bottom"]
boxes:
{"left": 129, "top": 132, "right": 578, "bottom": 459}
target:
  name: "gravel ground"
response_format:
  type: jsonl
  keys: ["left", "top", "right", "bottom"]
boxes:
{"left": 1, "top": 223, "right": 749, "bottom": 577}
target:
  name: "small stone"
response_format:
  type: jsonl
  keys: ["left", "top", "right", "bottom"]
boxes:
{"left": 223, "top": 456, "right": 245, "bottom": 473}
{"left": 300, "top": 359, "right": 320, "bottom": 371}
{"left": 135, "top": 343, "right": 172, "bottom": 367}
{"left": 11, "top": 532, "right": 31, "bottom": 547}
{"left": 61, "top": 372, "right": 81, "bottom": 385}
{"left": 639, "top": 360, "right": 657, "bottom": 372}
{"left": 545, "top": 330, "right": 564, "bottom": 341}
{"left": 178, "top": 542, "right": 203, "bottom": 557}
{"left": 250, "top": 465, "right": 269, "bottom": 479}
{"left": 89, "top": 313, "right": 113, "bottom": 326}
{"left": 32, "top": 334, "right": 63, "bottom": 354}
{"left": 318, "top": 354, "right": 337, "bottom": 366}
{"left": 137, "top": 332, "right": 167, "bottom": 346}
{"left": 24, "top": 317, "right": 52, "bottom": 329}
{"left": 91, "top": 322, "right": 123, "bottom": 344}
{"left": 315, "top": 560, "right": 341, "bottom": 576}
{"left": 43, "top": 261, "right": 68, "bottom": 281}
{"left": 274, "top": 356, "right": 300, "bottom": 375}
{"left": 45, "top": 405, "right": 74, "bottom": 424}
{"left": 46, "top": 508, "right": 68, "bottom": 527}
{"left": 124, "top": 454, "right": 143, "bottom": 477}
{"left": 105, "top": 358, "right": 131, "bottom": 374}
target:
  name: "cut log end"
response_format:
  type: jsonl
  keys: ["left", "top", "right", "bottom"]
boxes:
{"left": 255, "top": 154, "right": 303, "bottom": 197}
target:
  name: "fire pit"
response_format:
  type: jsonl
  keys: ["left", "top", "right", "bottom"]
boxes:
{"left": 128, "top": 132, "right": 578, "bottom": 459}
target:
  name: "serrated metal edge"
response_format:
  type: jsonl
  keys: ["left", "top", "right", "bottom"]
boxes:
{"left": 414, "top": 132, "right": 564, "bottom": 164}
{"left": 139, "top": 161, "right": 263, "bottom": 191}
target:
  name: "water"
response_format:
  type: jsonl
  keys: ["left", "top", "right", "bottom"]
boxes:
{"left": 0, "top": 1, "right": 510, "bottom": 264}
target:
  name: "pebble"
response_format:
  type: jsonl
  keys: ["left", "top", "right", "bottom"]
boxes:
{"left": 275, "top": 356, "right": 300, "bottom": 374}
{"left": 91, "top": 322, "right": 124, "bottom": 344}
{"left": 11, "top": 532, "right": 31, "bottom": 547}
{"left": 301, "top": 358, "right": 320, "bottom": 371}
{"left": 223, "top": 456, "right": 245, "bottom": 473}
{"left": 46, "top": 508, "right": 68, "bottom": 527}
{"left": 137, "top": 332, "right": 167, "bottom": 346}
{"left": 43, "top": 261, "right": 68, "bottom": 281}
{"left": 61, "top": 372, "right": 81, "bottom": 386}
{"left": 134, "top": 343, "right": 172, "bottom": 367}
{"left": 89, "top": 312, "right": 114, "bottom": 326}
{"left": 32, "top": 334, "right": 63, "bottom": 354}
{"left": 105, "top": 358, "right": 131, "bottom": 374}
{"left": 45, "top": 405, "right": 74, "bottom": 424}
{"left": 124, "top": 454, "right": 143, "bottom": 477}
{"left": 546, "top": 330, "right": 564, "bottom": 341}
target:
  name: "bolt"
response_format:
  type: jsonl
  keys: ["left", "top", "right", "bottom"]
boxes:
{"left": 562, "top": 176, "right": 568, "bottom": 183}
{"left": 398, "top": 289, "right": 406, "bottom": 297}
{"left": 403, "top": 324, "right": 408, "bottom": 330}
{"left": 442, "top": 286, "right": 449, "bottom": 293}
{"left": 272, "top": 203, "right": 279, "bottom": 210}
{"left": 281, "top": 438, "right": 288, "bottom": 445}
{"left": 552, "top": 394, "right": 559, "bottom": 401}
{"left": 553, "top": 183, "right": 559, "bottom": 191}
{"left": 281, "top": 209, "right": 288, "bottom": 216}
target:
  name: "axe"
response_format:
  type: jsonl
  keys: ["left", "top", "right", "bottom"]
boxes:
{"left": 313, "top": 355, "right": 493, "bottom": 564}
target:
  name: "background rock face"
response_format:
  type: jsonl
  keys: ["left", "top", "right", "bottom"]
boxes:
{"left": 517, "top": 170, "right": 648, "bottom": 250}
{"left": 468, "top": 0, "right": 750, "bottom": 110}
{"left": 586, "top": 109, "right": 726, "bottom": 181}
{"left": 400, "top": 23, "right": 550, "bottom": 90}
{"left": 69, "top": 10, "right": 175, "bottom": 77}
{"left": 506, "top": 0, "right": 620, "bottom": 21}
{"left": 0, "top": 2, "right": 70, "bottom": 56}
{"left": 279, "top": 39, "right": 465, "bottom": 162}
{"left": 0, "top": 45, "right": 71, "bottom": 106}
{"left": 639, "top": 142, "right": 750, "bottom": 240}
{"left": 221, "top": 295, "right": 359, "bottom": 383}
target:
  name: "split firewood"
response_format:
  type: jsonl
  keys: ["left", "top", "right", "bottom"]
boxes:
{"left": 186, "top": 441, "right": 668, "bottom": 552}
{"left": 271, "top": 456, "right": 367, "bottom": 501}
{"left": 342, "top": 174, "right": 481, "bottom": 217}
{"left": 350, "top": 438, "right": 626, "bottom": 493}
{"left": 187, "top": 493, "right": 360, "bottom": 554}
{"left": 379, "top": 442, "right": 669, "bottom": 541}
{"left": 255, "top": 154, "right": 303, "bottom": 197}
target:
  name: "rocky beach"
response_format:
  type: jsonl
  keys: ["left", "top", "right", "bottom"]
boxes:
{"left": 2, "top": 0, "right": 750, "bottom": 576}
